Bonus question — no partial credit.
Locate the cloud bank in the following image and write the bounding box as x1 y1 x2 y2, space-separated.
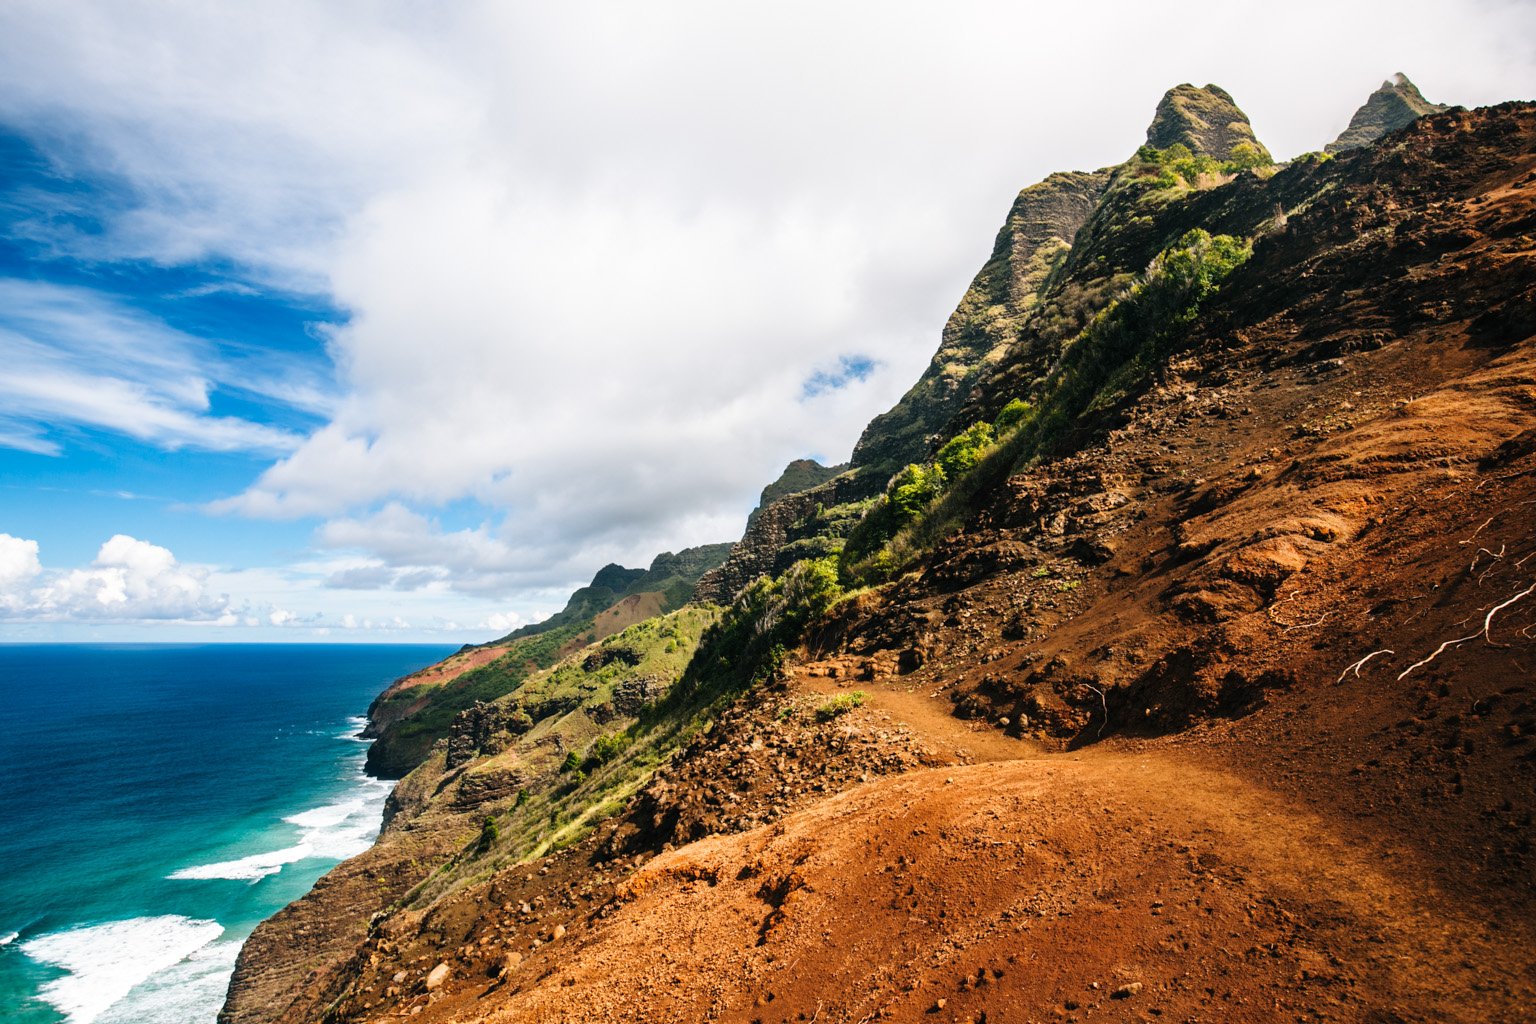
0 533 226 622
2 1 1533 612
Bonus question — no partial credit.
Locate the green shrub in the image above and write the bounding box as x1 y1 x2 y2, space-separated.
936 422 996 479
815 691 867 721
478 815 499 850
994 398 1033 434
1226 141 1268 170
889 462 946 522
587 731 632 766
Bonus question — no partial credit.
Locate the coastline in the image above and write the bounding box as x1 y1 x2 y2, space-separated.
0 644 453 1024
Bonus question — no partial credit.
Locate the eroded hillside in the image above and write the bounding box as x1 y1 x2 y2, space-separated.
222 87 1536 1024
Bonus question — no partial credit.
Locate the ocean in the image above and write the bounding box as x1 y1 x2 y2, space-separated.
0 643 456 1024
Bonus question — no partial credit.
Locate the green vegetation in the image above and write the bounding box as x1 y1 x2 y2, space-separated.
842 228 1252 585
936 422 995 479
397 605 723 904
1123 141 1274 202
994 398 1033 434
478 815 499 851
815 690 867 721
367 545 731 777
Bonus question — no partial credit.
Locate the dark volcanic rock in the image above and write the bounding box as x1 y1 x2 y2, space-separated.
1327 72 1450 153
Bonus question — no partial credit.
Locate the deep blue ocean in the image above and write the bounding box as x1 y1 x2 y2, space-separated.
0 643 456 1024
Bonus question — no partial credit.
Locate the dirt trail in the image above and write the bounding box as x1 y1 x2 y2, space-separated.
786 665 1529 1022
395 670 1530 1024
798 673 1039 763
450 747 1530 1024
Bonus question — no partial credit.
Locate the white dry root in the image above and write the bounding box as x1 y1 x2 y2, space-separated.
1283 611 1333 633
1082 683 1109 738
1336 649 1395 683
1395 580 1536 681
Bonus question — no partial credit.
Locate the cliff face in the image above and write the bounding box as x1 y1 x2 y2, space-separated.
1327 72 1450 152
224 89 1536 1024
848 169 1113 478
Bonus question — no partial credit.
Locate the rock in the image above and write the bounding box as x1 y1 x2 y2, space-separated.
424 963 450 991
1327 73 1449 153
1145 83 1270 161
392 971 408 984
550 924 566 941
501 951 524 975
1111 981 1143 999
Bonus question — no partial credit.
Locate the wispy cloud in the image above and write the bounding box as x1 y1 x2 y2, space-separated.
0 278 322 455
803 355 879 399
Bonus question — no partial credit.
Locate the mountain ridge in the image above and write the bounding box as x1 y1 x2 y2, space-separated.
221 81 1536 1024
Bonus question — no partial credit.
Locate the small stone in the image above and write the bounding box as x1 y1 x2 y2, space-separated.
551 924 566 941
424 963 450 991
392 971 408 985
934 998 947 1010
1111 981 1143 999
501 951 523 975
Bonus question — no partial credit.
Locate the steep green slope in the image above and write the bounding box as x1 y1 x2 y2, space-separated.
705 83 1277 605
364 543 730 777
848 170 1113 480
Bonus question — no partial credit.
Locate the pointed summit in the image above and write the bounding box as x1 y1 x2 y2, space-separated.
1145 83 1271 162
1326 72 1450 153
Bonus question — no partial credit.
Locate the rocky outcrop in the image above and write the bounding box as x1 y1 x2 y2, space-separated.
745 458 845 530
693 473 868 604
1146 82 1271 161
849 170 1112 478
1327 72 1450 153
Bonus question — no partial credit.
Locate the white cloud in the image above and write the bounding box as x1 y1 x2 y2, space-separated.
28 534 228 621
2 1 1534 617
0 279 322 455
0 533 43 610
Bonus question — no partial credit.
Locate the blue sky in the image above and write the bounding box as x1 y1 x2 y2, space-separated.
0 1 1532 642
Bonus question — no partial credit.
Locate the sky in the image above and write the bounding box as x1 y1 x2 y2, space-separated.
0 1 1532 643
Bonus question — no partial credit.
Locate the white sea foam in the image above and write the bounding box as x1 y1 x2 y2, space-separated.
167 843 314 881
0 930 18 946
286 775 392 861
169 720 392 885
22 915 223 1024
337 715 370 741
95 938 242 1024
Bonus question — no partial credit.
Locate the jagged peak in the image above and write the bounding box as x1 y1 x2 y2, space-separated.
1326 72 1450 153
1145 83 1271 162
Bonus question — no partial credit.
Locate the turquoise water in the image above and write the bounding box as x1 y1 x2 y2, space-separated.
0 643 456 1024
